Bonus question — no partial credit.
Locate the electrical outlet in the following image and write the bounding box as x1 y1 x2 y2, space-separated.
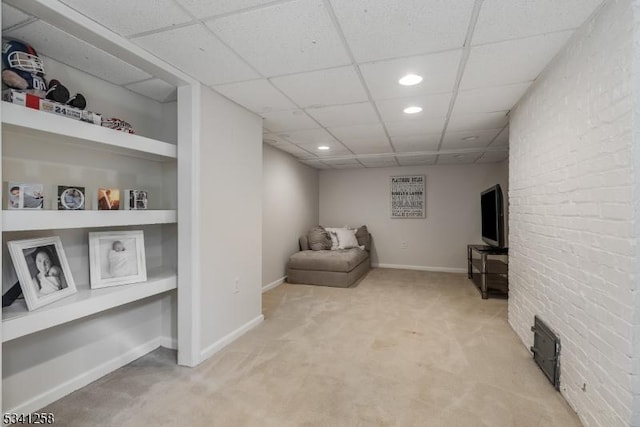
233 277 240 294
400 241 408 249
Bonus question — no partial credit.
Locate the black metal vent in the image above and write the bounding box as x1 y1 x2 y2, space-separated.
531 316 560 389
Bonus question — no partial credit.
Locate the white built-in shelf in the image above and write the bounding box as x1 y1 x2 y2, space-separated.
3 210 177 232
2 102 177 161
2 268 176 343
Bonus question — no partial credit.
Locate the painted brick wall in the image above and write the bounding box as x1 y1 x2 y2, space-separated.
508 0 636 426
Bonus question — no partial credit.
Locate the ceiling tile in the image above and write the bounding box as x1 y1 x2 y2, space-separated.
271 66 368 108
453 82 530 115
279 128 338 145
476 150 509 163
261 109 320 132
60 0 192 37
333 163 365 169
329 123 387 141
359 158 398 167
134 24 258 86
213 79 296 113
391 134 440 153
440 128 502 149
460 31 574 90
293 140 352 157
385 117 446 137
5 20 151 85
376 93 452 123
330 0 475 62
208 0 350 76
447 111 508 132
125 78 177 102
491 127 509 147
473 0 603 45
437 152 482 164
360 50 462 100
299 159 331 169
305 102 379 128
275 142 317 158
176 0 275 18
397 155 437 166
322 158 361 166
342 139 393 155
2 4 31 29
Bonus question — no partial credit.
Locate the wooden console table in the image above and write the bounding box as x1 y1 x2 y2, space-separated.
467 245 508 299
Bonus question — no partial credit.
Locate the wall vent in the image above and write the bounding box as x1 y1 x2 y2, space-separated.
531 316 560 389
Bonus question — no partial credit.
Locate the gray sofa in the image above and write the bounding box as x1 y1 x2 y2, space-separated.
286 230 371 288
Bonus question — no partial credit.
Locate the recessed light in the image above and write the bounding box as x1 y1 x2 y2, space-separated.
318 146 330 150
398 74 423 86
462 136 478 141
403 106 422 114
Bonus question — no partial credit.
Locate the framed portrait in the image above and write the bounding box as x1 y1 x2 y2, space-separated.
124 189 148 210
8 182 44 210
7 236 77 311
97 188 120 210
88 230 147 289
58 185 86 210
390 175 425 218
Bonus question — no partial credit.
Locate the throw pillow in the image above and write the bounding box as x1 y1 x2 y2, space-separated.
307 226 332 251
333 228 359 249
355 225 371 251
324 227 341 250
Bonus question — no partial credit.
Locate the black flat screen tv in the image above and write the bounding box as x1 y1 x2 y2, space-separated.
481 184 505 248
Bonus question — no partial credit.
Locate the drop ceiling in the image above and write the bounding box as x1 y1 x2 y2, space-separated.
2 0 603 169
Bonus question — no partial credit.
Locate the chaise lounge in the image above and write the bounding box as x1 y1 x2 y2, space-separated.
287 226 371 288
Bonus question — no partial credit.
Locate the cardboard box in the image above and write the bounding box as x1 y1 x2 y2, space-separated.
3 89 102 125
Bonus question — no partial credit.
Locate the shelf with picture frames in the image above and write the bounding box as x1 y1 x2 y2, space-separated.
2 210 178 232
1 268 176 343
2 102 177 161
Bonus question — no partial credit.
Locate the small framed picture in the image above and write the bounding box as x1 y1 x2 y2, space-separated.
8 182 44 209
58 185 86 210
88 230 147 289
124 190 148 210
7 236 77 311
97 188 120 210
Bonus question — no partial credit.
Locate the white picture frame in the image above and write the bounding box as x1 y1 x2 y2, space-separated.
7 236 77 311
390 175 426 218
89 230 147 289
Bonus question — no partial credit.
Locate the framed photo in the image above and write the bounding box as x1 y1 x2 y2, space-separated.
97 188 120 210
58 185 86 210
390 175 425 218
7 236 77 311
88 230 147 289
124 189 148 210
8 182 44 209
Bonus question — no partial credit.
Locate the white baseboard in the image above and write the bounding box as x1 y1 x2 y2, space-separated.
372 263 467 274
262 276 286 293
8 336 165 415
159 336 178 350
200 314 264 362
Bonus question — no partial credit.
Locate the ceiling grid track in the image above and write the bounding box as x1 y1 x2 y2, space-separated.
322 0 400 167
434 0 484 164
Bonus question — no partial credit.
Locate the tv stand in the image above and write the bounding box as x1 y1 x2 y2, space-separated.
467 244 508 299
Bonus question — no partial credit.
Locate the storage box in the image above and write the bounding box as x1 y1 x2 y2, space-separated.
3 89 102 125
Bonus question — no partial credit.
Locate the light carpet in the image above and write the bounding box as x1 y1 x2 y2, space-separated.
37 268 581 426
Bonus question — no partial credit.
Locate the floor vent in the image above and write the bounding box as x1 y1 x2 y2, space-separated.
531 316 560 389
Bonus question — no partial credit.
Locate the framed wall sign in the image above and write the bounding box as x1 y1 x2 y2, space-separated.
390 175 425 218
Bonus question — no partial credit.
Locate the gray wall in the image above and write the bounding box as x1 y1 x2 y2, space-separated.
319 162 508 271
198 85 263 358
262 145 319 288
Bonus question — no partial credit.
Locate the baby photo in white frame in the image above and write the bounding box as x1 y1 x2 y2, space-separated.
89 230 147 289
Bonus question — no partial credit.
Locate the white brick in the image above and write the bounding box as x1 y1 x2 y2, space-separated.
508 0 638 426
